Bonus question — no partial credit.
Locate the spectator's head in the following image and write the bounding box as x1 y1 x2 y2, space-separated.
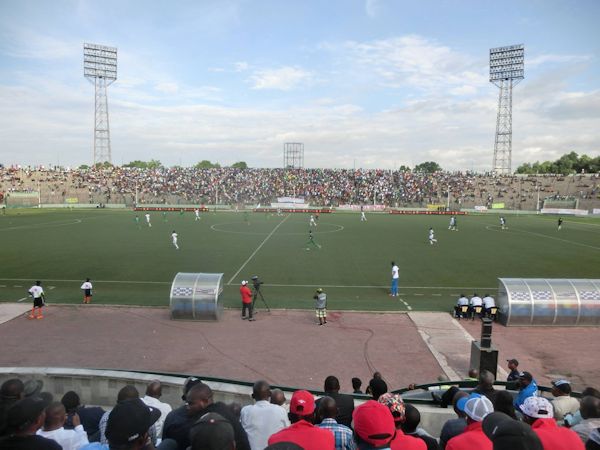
353 400 396 448
581 396 600 420
182 377 204 401
316 396 337 423
145 381 162 399
0 378 25 403
493 390 517 419
519 397 553 425
468 368 479 379
186 383 213 417
324 376 340 393
550 379 571 397
479 370 496 389
378 393 405 427
507 359 519 371
452 391 469 418
458 394 493 424
189 412 235 450
5 397 48 435
373 372 383 380
368 378 388 401
270 389 286 406
23 379 43 398
400 404 421 434
288 390 315 424
482 411 543 450
582 387 600 398
352 377 362 392
252 380 271 402
60 391 81 413
105 398 160 449
43 402 66 431
518 372 533 388
117 385 140 403
264 443 304 450
228 402 242 420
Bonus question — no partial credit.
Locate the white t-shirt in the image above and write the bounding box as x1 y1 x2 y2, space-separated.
470 296 483 307
457 296 469 306
172 232 178 241
81 282 93 290
145 214 151 221
392 265 399 279
29 285 44 298
483 296 496 308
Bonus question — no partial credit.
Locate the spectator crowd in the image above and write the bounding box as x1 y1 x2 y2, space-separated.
1 366 599 450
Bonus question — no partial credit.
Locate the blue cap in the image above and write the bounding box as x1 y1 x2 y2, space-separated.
456 392 482 412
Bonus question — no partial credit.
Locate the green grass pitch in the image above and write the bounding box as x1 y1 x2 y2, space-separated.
1 209 599 312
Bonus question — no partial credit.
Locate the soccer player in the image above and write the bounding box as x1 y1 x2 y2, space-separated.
314 288 327 325
429 227 437 245
162 211 168 222
500 216 506 230
145 213 152 227
134 215 140 228
244 211 250 225
449 215 457 231
171 230 179 249
194 208 201 221
81 278 93 304
309 214 317 227
179 208 184 216
470 292 483 319
306 229 321 249
390 261 399 297
360 205 367 222
558 217 563 231
28 280 45 320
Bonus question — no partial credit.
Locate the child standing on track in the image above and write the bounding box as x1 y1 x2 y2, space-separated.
28 281 45 319
81 278 93 304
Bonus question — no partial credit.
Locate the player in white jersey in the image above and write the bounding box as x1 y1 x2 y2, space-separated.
449 215 457 231
309 214 317 227
171 230 179 249
470 293 483 319
360 205 367 222
28 281 46 319
145 213 152 227
81 278 93 304
428 227 437 245
500 216 506 230
194 209 201 221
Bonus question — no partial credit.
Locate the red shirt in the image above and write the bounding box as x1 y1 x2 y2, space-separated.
240 285 252 304
268 419 335 450
446 420 492 450
531 418 585 450
391 429 427 450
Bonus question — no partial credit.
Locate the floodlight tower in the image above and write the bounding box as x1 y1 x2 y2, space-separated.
84 43 117 165
489 44 524 174
283 143 304 169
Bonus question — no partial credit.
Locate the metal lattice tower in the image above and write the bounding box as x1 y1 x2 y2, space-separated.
283 143 304 169
84 43 117 165
490 44 524 175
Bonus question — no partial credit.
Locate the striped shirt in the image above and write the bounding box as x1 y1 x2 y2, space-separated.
317 418 357 450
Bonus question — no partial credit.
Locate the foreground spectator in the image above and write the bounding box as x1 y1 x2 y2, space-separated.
37 401 89 450
473 370 496 402
551 379 580 421
377 393 425 450
493 390 517 419
141 381 172 442
572 396 600 444
316 396 356 450
270 389 286 408
352 378 363 394
0 379 25 437
268 390 334 450
61 390 105 442
368 378 388 401
519 396 584 450
565 388 600 427
353 400 396 450
588 428 600 450
482 411 543 450
1 396 61 449
439 391 468 449
513 372 538 410
446 394 493 450
317 376 354 427
401 404 439 450
189 412 235 450
240 380 289 450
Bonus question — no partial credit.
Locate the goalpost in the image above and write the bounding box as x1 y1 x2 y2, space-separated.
4 192 40 208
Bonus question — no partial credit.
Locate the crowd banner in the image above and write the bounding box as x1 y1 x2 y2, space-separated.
540 208 589 216
491 203 505 209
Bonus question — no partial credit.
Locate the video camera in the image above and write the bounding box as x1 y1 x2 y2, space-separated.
251 275 263 291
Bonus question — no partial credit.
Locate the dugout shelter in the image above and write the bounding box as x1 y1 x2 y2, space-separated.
170 272 224 321
497 278 600 326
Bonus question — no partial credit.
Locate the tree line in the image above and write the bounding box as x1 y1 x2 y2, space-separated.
516 152 599 174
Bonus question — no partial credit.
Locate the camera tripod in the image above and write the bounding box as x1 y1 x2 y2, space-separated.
252 288 271 313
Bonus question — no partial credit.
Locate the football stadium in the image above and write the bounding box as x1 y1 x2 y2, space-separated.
1 2 600 450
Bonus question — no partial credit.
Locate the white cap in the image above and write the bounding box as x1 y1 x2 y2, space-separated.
241 280 247 285
520 396 553 419
464 396 494 422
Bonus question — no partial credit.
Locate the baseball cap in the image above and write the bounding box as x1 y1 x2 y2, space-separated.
519 396 553 419
518 371 533 381
461 395 493 422
482 411 543 450
316 288 323 293
182 376 204 400
23 379 44 397
507 358 519 365
456 393 481 412
378 392 406 423
105 398 161 445
6 396 49 431
251 275 258 280
353 400 396 447
289 390 315 416
241 280 248 285
551 379 571 394
551 379 570 387
190 412 235 450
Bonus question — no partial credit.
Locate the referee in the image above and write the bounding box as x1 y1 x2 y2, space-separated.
28 280 45 320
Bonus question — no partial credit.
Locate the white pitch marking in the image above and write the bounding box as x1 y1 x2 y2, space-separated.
0 218 82 232
398 298 413 311
432 293 442 296
414 293 424 296
13 285 22 288
0 285 5 288
227 214 290 285
48 286 56 290
485 224 600 250
17 297 28 302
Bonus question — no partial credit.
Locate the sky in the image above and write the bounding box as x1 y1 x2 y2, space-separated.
0 0 599 171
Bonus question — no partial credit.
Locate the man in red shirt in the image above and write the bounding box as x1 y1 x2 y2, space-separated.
267 390 334 450
240 280 254 321
353 400 397 449
446 394 493 450
520 396 584 450
377 393 426 450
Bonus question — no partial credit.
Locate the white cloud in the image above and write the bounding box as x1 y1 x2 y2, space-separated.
154 82 179 94
234 61 249 72
365 0 381 18
528 53 592 67
250 66 313 91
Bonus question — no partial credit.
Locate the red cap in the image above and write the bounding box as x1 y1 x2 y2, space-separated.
353 400 396 446
289 390 315 416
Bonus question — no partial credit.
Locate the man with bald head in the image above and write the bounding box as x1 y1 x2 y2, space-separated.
572 396 600 444
241 380 289 450
316 396 356 450
142 380 172 441
37 401 89 450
